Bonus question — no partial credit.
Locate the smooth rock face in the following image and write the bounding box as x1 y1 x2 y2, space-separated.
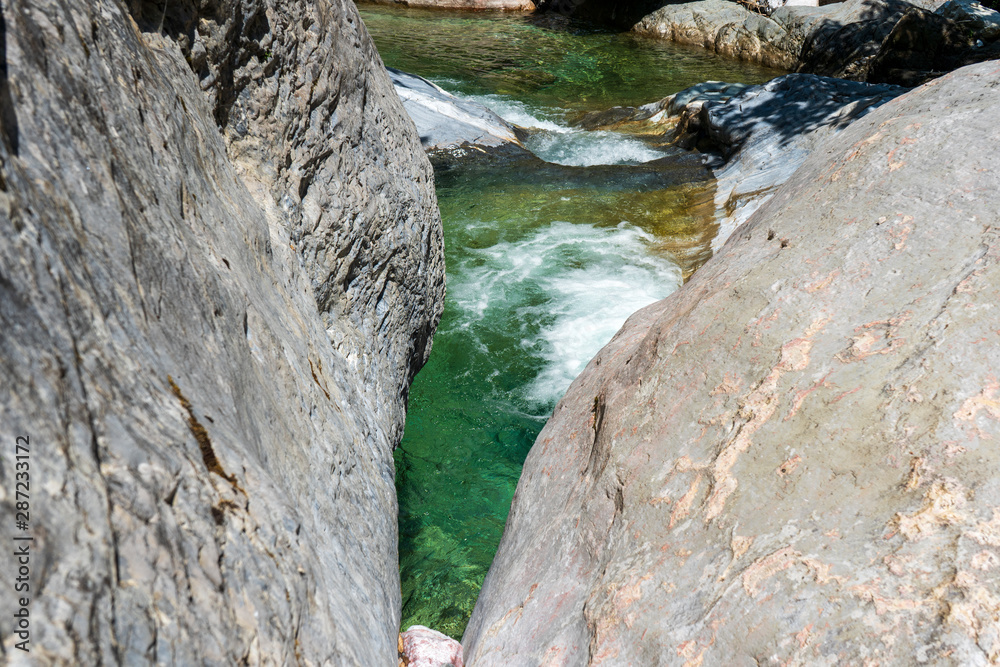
0 0 442 663
389 68 523 152
465 61 1000 666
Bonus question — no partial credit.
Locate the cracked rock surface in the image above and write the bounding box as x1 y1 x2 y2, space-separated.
464 61 1000 666
0 0 443 663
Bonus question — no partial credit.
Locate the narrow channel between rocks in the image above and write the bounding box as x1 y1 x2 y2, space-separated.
358 5 782 638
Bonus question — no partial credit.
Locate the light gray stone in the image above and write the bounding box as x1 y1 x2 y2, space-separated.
465 60 1000 667
389 68 523 152
0 0 443 663
688 74 903 248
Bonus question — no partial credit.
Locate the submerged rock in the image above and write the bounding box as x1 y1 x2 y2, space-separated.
0 0 443 663
399 625 465 666
465 60 1000 666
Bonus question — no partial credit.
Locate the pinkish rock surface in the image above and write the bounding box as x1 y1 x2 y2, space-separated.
464 60 1000 665
401 625 465 667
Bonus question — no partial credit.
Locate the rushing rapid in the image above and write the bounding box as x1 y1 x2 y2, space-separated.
359 4 781 639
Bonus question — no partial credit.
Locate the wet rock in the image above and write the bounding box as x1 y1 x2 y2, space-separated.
389 68 525 153
575 82 753 137
0 0 443 663
465 60 1000 666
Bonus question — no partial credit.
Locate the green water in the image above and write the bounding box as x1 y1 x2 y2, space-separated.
358 5 783 640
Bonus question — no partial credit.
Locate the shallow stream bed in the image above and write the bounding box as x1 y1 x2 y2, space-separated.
359 4 782 639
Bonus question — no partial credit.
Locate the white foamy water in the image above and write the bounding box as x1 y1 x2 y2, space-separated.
450 221 682 407
464 93 667 167
524 130 666 167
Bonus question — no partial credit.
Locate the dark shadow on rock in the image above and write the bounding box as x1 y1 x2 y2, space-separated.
0 7 18 155
795 0 1000 83
125 0 272 128
690 75 903 158
538 0 702 28
867 7 1000 84
794 0 914 78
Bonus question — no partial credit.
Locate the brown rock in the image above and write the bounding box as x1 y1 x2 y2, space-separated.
465 61 1000 666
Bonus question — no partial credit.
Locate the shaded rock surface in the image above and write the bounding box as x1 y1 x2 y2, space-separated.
0 0 443 663
465 60 1000 666
865 6 1000 85
629 0 931 75
388 68 524 153
939 0 1000 38
613 0 1000 86
680 74 903 247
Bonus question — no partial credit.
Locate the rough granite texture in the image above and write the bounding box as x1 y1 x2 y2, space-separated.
465 61 1000 666
0 0 443 663
399 625 465 667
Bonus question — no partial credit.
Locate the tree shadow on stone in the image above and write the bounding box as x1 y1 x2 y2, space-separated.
690 73 903 158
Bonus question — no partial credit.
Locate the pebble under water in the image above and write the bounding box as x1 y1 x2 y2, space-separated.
358 5 782 640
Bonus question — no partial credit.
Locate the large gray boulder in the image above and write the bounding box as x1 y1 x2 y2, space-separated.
465 60 1000 666
0 0 443 663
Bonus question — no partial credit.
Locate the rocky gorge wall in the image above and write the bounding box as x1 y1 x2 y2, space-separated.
0 0 443 663
465 60 1000 665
